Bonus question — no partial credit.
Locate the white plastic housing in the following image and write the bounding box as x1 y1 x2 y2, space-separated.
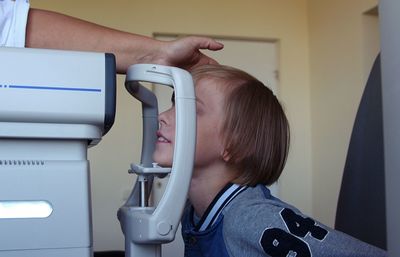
119 64 196 257
0 47 116 257
0 47 116 145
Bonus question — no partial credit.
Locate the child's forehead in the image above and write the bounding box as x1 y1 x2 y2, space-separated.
194 78 229 102
194 77 230 96
195 76 230 90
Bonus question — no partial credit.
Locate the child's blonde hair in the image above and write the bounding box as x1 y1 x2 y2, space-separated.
191 64 290 186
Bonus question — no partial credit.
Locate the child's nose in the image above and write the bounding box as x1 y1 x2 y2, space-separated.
158 111 167 126
158 107 175 126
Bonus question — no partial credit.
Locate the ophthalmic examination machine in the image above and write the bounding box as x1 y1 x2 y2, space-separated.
0 47 116 257
0 47 195 257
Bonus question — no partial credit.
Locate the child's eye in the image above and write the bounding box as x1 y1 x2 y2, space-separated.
171 91 175 105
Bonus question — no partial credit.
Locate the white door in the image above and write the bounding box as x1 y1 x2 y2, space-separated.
153 34 279 257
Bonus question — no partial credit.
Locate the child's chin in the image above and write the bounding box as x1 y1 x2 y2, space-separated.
153 157 172 167
153 151 173 166
157 163 172 168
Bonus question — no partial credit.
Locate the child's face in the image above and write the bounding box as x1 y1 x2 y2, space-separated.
153 78 227 173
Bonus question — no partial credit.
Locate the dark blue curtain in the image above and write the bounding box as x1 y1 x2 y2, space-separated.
335 55 386 250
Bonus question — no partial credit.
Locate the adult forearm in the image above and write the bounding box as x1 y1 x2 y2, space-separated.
26 8 223 73
26 8 162 73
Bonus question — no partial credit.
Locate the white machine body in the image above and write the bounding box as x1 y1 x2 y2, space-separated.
0 47 116 257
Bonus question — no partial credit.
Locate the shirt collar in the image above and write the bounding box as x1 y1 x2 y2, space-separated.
192 183 247 232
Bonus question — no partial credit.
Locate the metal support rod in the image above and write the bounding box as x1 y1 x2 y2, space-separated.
139 177 149 207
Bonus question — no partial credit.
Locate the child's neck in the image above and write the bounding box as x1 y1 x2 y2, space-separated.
189 164 236 218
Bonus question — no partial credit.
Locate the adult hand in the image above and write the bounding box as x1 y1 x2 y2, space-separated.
160 36 224 70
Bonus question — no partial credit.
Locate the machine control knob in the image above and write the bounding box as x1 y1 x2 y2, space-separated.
157 221 172 236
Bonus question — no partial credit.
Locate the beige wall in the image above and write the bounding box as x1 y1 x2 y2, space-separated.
29 0 379 251
308 0 379 225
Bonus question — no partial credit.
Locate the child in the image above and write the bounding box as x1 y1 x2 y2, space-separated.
152 64 387 257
